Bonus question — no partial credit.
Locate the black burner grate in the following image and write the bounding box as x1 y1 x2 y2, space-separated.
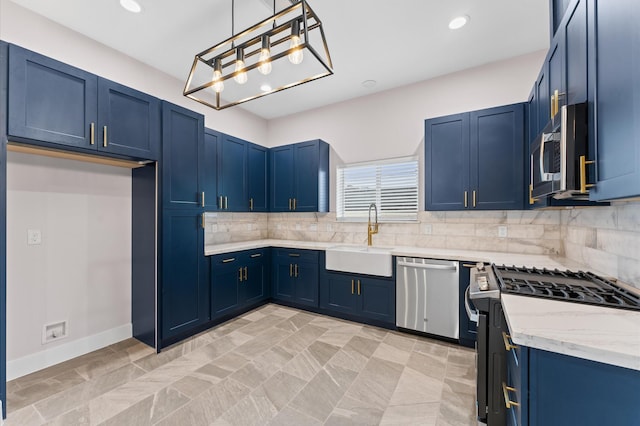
494 265 640 311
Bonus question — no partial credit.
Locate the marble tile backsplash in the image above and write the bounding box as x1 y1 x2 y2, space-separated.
561 201 640 288
204 212 269 245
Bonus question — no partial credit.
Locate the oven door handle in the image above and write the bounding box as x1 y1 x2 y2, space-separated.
464 285 479 324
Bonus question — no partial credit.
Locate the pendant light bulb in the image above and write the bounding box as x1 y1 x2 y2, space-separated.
288 21 304 65
234 48 248 84
212 58 224 93
258 35 272 75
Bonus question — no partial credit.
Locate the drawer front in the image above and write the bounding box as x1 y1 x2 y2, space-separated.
273 248 319 264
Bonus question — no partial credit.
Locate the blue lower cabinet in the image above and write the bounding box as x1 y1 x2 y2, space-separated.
160 210 209 344
504 336 640 426
320 270 395 327
211 249 269 319
271 248 319 308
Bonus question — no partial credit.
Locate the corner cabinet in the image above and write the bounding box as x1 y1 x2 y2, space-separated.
587 0 640 201
271 248 320 307
0 41 7 421
8 44 160 160
425 104 524 211
270 139 329 212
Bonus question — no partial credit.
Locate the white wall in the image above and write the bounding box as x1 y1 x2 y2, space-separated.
267 50 546 211
0 0 268 144
6 152 132 378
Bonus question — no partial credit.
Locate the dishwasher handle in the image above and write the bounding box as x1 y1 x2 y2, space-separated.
397 261 458 271
464 285 479 324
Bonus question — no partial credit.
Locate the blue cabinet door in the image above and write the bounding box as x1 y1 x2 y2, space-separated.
320 273 359 315
458 263 477 347
244 250 269 304
161 210 208 341
564 0 588 105
357 276 395 324
8 44 97 149
294 260 319 307
270 145 294 211
97 78 160 160
247 142 269 212
588 0 640 200
203 129 220 211
293 140 329 212
425 113 470 210
547 36 564 123
161 101 204 209
536 67 550 134
210 255 241 318
470 104 524 210
528 349 640 426
272 261 295 302
218 135 247 211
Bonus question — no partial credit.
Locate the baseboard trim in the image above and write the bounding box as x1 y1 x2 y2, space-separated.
7 323 132 381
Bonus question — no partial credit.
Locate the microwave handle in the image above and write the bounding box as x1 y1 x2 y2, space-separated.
539 134 547 178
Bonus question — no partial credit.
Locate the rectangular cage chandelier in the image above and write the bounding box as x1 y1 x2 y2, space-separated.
184 0 333 110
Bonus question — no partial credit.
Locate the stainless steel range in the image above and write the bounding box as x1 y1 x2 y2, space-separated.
494 265 640 311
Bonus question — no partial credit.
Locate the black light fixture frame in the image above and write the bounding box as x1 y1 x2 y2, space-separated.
184 0 333 110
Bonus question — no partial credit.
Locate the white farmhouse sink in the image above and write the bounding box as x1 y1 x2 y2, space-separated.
325 245 394 277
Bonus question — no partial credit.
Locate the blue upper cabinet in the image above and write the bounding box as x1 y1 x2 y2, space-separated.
8 44 97 149
247 142 269 212
8 44 160 160
470 104 524 210
203 128 220 211
425 113 470 211
587 0 640 201
161 101 204 209
425 104 524 211
217 135 247 211
97 78 160 160
270 139 329 212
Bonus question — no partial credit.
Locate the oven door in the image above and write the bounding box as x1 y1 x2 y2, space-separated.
531 125 562 199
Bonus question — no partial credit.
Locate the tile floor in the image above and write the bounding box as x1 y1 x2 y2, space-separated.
5 304 477 425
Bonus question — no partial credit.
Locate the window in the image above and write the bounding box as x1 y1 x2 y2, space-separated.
337 157 419 222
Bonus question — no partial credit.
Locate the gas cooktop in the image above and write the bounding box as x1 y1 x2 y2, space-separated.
494 265 640 311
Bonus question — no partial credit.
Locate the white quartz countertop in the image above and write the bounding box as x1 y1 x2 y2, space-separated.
205 239 640 370
501 293 640 371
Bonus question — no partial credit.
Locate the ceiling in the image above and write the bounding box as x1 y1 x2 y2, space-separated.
10 0 549 119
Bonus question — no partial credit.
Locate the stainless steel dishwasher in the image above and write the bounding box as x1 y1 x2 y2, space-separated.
396 257 459 339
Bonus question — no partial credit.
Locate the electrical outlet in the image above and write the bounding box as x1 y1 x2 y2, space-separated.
27 229 42 245
498 226 508 238
423 224 433 235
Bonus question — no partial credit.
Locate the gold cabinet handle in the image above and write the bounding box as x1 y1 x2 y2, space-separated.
224 196 228 210
201 212 205 229
464 191 468 208
201 192 205 208
550 93 555 119
472 190 477 208
249 198 254 211
238 267 244 282
502 331 518 351
293 198 297 211
579 155 596 194
103 126 108 147
222 257 236 263
351 279 355 294
288 198 292 211
218 196 223 209
502 382 520 409
90 122 95 145
295 264 299 278
288 253 300 257
357 280 361 295
250 253 262 258
290 263 293 277
243 266 248 281
554 89 560 118
529 184 539 205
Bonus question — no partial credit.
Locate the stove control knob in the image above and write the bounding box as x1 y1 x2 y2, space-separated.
477 276 489 291
476 262 485 271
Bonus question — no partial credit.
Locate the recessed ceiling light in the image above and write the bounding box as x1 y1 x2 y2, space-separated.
260 84 272 92
362 80 377 89
120 0 142 13
448 15 469 30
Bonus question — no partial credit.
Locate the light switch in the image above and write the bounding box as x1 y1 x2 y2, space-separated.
27 229 42 245
498 226 508 238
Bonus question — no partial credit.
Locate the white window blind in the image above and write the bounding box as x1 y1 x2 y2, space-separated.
337 157 419 221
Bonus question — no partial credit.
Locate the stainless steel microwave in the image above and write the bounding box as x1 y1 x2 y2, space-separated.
530 103 590 200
